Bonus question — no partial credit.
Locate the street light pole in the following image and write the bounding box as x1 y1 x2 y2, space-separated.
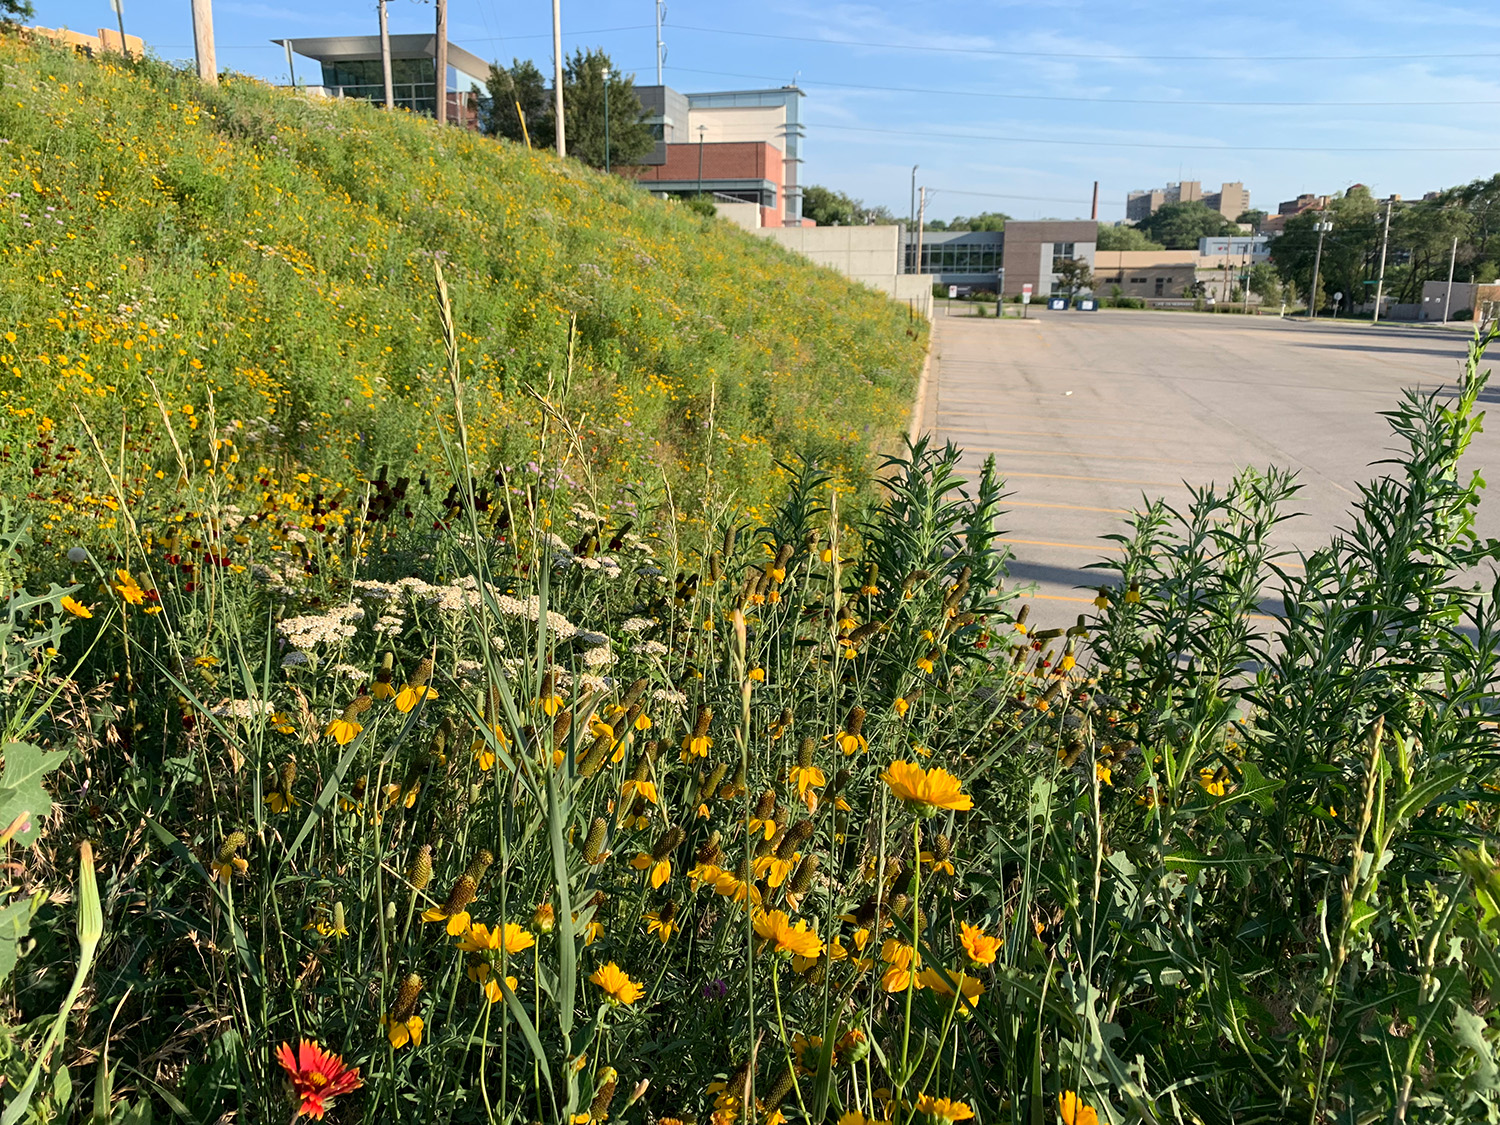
552 0 566 157
908 164 918 273
602 66 611 173
1309 217 1332 319
377 0 393 109
915 186 927 287
1441 235 1458 323
1372 196 1392 324
434 0 447 125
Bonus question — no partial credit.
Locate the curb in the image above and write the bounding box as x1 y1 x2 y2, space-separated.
908 341 934 443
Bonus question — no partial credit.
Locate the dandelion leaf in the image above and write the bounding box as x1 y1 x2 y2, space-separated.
0 741 67 847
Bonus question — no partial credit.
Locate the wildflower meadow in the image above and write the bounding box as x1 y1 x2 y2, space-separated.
4 34 1500 1125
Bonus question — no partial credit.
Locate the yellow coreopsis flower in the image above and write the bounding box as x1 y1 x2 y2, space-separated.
60 595 92 618
917 967 984 1012
881 761 973 817
112 569 145 606
959 922 1001 966
590 962 645 1006
915 1096 975 1123
1058 1091 1099 1125
753 909 824 959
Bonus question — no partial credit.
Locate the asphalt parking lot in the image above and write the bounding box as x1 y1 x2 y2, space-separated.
922 309 1492 624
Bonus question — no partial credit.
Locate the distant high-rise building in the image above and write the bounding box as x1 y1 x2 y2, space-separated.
1126 180 1248 223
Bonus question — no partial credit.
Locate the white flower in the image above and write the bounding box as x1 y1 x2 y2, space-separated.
575 630 611 646
281 651 311 668
621 617 655 635
651 687 688 706
582 646 617 667
634 640 669 658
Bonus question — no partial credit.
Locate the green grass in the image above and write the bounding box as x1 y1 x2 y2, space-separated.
0 38 925 548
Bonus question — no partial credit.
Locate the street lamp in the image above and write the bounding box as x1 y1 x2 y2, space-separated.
1309 217 1333 319
696 124 707 199
601 65 611 173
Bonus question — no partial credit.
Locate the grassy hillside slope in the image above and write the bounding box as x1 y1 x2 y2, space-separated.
0 39 924 538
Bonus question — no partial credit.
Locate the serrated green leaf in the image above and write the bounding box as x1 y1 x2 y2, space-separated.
0 897 37 987
0 741 68 847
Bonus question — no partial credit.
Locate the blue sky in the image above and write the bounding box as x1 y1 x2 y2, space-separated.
37 0 1500 222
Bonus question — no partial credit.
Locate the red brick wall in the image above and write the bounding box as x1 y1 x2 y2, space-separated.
628 142 784 222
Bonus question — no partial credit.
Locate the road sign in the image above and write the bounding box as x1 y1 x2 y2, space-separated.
948 285 958 299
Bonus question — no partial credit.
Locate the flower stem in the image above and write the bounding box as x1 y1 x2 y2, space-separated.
896 819 921 1116
770 960 810 1119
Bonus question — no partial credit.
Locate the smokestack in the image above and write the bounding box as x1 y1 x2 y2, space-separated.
1091 180 1099 221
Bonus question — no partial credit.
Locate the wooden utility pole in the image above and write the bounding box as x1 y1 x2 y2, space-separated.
1372 196 1393 324
378 0 394 109
1442 235 1458 322
552 0 566 156
191 0 217 86
434 0 448 125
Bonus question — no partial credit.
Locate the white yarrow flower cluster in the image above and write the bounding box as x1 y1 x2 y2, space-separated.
278 604 363 649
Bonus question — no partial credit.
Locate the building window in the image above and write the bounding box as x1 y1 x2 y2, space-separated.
1052 242 1075 268
1130 277 1147 284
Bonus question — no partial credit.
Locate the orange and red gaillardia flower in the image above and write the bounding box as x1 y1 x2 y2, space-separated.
275 1039 363 1119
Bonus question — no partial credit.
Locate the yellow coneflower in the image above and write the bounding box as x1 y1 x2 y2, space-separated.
859 562 880 597
916 649 938 675
406 844 433 891
879 939 922 992
421 850 492 936
371 653 397 700
381 972 424 1049
835 707 867 756
325 696 372 746
394 657 438 713
534 672 564 716
644 900 679 943
768 706 793 741
681 705 713 759
768 542 793 584
209 831 248 883
582 817 610 864
265 760 298 813
1198 765 1230 797
630 825 685 889
1125 582 1141 605
788 737 826 800
748 789 780 840
920 832 955 876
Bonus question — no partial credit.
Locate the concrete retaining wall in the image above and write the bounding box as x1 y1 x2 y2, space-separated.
754 225 933 317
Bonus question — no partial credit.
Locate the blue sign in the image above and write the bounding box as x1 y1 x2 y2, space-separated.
1077 298 1098 311
1047 297 1068 310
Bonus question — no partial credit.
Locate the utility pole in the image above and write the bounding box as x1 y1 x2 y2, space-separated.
1090 180 1099 221
109 0 129 59
915 186 927 287
190 0 217 86
909 164 918 273
1309 216 1332 319
1372 196 1392 324
1442 235 1458 322
434 0 448 125
552 0 566 157
602 65 611 174
378 0 394 109
655 0 666 86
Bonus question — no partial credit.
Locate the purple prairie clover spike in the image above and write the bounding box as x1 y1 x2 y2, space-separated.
702 978 729 1002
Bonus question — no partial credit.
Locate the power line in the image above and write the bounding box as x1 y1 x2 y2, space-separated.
159 24 656 50
671 22 1500 62
815 121 1500 154
662 64 1500 109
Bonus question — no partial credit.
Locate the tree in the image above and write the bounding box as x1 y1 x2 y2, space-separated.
945 212 1009 232
1054 257 1093 298
482 50 653 170
925 219 948 232
1097 224 1163 251
0 0 33 28
1247 262 1281 304
483 58 552 147
1268 186 1380 314
1135 201 1235 249
803 185 858 226
1237 209 1268 230
562 49 655 170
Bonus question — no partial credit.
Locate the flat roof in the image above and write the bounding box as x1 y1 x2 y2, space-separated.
273 35 490 83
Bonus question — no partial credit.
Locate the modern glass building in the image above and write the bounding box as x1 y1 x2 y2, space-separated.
273 35 491 122
903 230 1005 286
